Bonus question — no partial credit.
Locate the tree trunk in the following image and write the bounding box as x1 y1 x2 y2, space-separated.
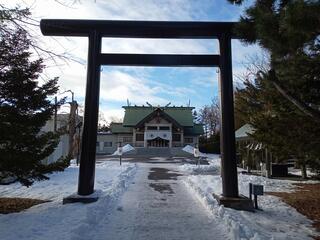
265 148 271 178
301 162 307 179
247 150 252 173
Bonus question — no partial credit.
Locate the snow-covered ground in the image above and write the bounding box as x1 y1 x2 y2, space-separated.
1 154 319 240
289 167 319 177
0 161 137 240
182 154 319 240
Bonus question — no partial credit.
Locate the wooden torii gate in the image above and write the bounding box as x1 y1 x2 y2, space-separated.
40 20 253 210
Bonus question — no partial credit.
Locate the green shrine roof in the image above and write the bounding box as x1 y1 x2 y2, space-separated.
110 122 133 134
122 106 195 127
184 124 204 135
110 105 204 136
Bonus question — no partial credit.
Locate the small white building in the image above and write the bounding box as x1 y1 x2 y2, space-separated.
42 114 82 164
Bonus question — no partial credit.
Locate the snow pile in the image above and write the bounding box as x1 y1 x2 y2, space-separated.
289 168 319 177
182 145 206 157
0 161 136 202
182 145 194 155
112 144 135 155
70 159 77 165
70 164 136 240
183 158 318 240
180 163 220 174
185 175 317 240
0 162 137 240
180 154 221 174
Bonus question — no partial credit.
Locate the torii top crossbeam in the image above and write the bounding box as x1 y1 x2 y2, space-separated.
40 20 237 38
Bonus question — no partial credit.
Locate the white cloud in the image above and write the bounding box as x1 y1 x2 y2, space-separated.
100 70 168 105
102 38 216 54
90 0 200 21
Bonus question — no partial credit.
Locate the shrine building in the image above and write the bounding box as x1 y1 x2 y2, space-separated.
96 104 204 155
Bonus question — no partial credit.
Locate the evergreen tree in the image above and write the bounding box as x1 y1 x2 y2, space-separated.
234 90 248 130
235 76 320 178
0 25 64 186
230 0 320 177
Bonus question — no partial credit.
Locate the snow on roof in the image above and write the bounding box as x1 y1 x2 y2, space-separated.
235 124 255 139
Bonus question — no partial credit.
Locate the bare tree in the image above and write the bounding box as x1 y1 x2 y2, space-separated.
0 3 87 68
199 97 220 138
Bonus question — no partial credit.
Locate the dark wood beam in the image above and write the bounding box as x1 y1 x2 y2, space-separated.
99 54 220 67
40 20 238 39
219 33 239 198
77 31 101 195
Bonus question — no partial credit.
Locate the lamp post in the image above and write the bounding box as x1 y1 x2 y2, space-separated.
194 143 200 166
117 142 123 166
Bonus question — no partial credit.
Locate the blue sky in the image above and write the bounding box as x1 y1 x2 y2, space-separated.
2 0 260 123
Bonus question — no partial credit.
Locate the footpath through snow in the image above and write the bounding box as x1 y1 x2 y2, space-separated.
97 163 229 240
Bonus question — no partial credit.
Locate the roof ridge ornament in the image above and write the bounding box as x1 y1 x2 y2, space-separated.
146 102 153 108
164 102 171 108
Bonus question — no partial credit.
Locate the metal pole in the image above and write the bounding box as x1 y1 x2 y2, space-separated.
219 33 239 198
254 195 258 209
118 142 122 166
249 183 252 200
77 31 101 195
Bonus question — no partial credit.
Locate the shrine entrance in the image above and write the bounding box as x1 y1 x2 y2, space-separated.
40 20 253 210
147 137 169 148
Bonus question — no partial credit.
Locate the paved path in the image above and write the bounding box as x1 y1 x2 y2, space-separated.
102 163 228 240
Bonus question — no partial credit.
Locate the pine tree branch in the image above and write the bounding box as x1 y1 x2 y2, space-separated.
268 70 320 120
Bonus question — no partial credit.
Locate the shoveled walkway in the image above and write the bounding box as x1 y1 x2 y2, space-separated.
102 162 228 240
